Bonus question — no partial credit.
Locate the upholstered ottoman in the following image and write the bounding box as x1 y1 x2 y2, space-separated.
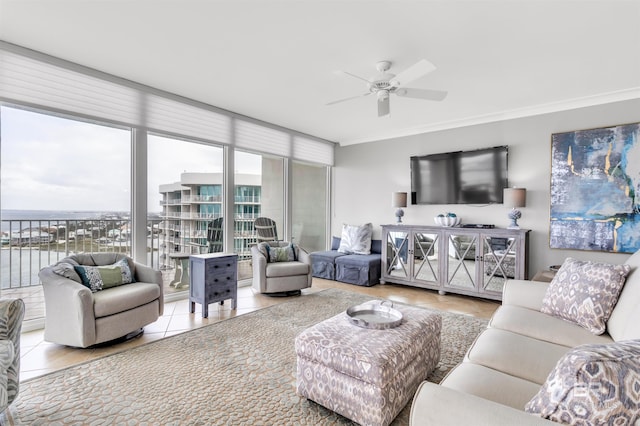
295 302 441 426
310 249 345 280
335 253 382 287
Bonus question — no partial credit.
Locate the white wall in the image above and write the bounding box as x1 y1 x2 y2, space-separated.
332 99 640 278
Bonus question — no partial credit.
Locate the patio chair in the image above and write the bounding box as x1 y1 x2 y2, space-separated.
169 217 224 288
206 217 224 253
254 217 278 243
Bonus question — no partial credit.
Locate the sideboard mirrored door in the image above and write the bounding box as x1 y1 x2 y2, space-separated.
412 231 439 283
481 236 518 296
445 233 478 291
385 230 410 280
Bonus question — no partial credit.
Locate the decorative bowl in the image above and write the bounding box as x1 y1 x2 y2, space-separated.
434 216 461 227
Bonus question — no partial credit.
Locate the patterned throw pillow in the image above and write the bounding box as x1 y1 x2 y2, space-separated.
267 244 297 263
525 340 640 425
337 223 373 255
540 258 631 334
115 258 135 284
73 258 135 292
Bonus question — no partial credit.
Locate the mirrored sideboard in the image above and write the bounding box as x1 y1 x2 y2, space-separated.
381 224 530 301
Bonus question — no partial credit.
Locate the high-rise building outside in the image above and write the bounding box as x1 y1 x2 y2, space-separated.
158 173 261 269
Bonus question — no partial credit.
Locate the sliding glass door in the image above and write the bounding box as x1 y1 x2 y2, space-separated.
147 134 224 294
291 161 328 253
234 150 284 281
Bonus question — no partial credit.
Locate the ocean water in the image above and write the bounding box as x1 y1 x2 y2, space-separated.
1 209 130 233
1 210 161 289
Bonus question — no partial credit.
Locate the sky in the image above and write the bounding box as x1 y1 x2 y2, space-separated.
0 106 261 213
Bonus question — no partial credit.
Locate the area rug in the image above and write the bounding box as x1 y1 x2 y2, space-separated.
1 288 488 425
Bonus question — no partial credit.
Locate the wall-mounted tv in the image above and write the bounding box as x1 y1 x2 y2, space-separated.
410 146 508 205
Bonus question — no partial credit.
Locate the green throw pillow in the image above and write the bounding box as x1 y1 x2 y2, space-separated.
99 264 125 289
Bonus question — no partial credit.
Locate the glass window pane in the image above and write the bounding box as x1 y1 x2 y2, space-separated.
148 134 223 294
235 151 284 281
0 106 131 322
291 161 327 252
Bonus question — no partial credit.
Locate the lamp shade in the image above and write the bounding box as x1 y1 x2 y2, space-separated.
392 192 408 208
503 188 526 208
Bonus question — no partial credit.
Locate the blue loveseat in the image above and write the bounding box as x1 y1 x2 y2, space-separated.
310 237 382 287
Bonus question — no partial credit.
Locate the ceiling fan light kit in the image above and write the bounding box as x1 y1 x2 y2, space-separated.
328 59 448 117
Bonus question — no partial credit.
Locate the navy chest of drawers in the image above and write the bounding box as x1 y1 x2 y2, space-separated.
189 253 238 318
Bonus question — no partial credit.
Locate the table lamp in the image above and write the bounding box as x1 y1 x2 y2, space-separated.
503 187 526 229
392 192 407 223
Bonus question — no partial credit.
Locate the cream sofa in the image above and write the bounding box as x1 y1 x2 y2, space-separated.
39 253 163 348
410 250 640 425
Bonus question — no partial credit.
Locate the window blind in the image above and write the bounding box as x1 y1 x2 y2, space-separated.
293 135 334 166
235 119 291 158
0 49 141 125
145 94 230 144
0 42 333 165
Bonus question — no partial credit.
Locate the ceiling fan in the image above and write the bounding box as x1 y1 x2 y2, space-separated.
327 59 447 117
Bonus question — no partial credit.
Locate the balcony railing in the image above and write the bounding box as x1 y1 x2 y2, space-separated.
1 216 260 324
1 218 163 290
1 215 267 286
160 199 183 205
234 195 261 204
189 195 223 203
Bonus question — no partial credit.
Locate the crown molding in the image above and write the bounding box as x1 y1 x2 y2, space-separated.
339 88 640 146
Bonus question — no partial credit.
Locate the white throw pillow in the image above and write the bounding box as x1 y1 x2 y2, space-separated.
337 223 373 255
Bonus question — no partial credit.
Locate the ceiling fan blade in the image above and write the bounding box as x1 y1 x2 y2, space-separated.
338 70 373 84
378 96 390 117
390 59 437 88
326 92 371 106
395 88 448 101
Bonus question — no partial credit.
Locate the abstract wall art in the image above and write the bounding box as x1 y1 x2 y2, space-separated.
550 122 640 253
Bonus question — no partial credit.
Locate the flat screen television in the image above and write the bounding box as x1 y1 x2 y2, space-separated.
410 146 508 205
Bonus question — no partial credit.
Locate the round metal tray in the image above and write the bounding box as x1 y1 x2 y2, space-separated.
346 300 403 330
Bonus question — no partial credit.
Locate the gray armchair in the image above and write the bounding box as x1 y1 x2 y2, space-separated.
251 241 312 295
0 298 24 414
39 253 163 348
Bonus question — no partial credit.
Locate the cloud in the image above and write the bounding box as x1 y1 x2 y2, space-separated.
1 107 263 213
1 108 131 210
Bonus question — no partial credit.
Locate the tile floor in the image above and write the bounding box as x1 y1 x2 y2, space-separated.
19 278 500 381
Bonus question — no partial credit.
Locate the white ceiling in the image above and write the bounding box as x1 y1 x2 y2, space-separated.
1 0 639 146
